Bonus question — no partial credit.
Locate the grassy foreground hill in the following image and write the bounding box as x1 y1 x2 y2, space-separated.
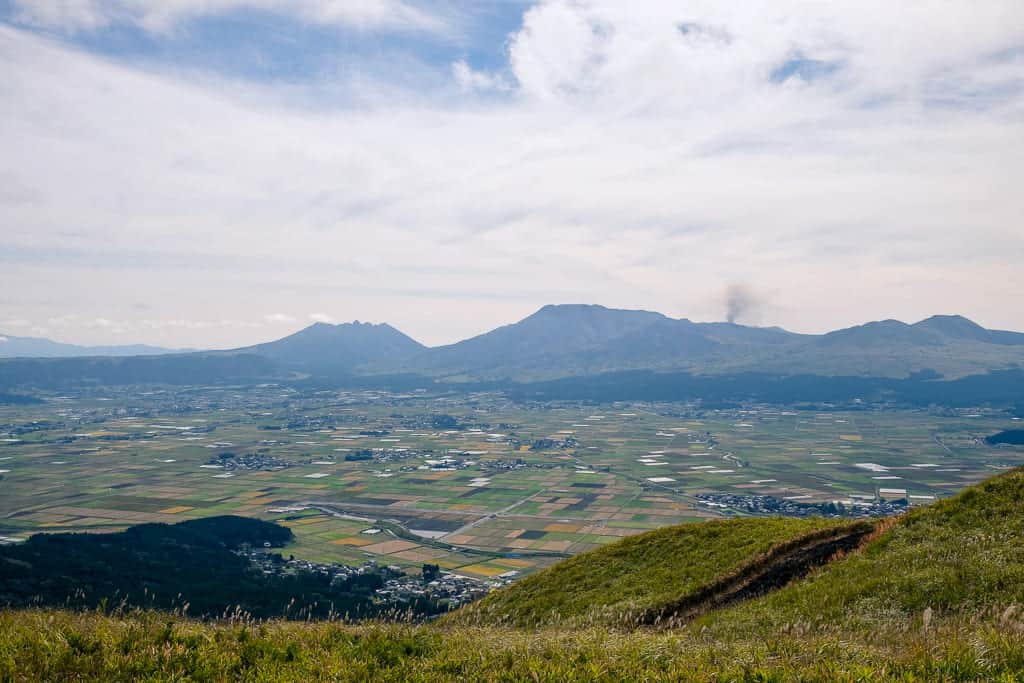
4 469 1024 681
447 516 869 628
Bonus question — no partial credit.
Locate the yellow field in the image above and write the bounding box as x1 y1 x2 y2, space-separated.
458 563 507 577
491 558 532 569
331 536 373 547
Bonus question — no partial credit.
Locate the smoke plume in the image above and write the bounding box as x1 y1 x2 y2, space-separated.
725 284 760 324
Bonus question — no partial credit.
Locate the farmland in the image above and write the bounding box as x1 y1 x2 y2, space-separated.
1 384 1021 582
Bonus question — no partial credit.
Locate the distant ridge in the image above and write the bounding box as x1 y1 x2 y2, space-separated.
396 305 1024 381
913 314 1024 345
234 320 425 373
403 304 671 376
2 306 1023 387
0 333 185 359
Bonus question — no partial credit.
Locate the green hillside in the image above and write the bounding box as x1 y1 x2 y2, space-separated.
4 468 1024 681
448 516 861 627
457 466 1024 633
701 465 1024 634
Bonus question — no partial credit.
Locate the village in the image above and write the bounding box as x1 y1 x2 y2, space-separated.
696 492 909 518
242 548 496 615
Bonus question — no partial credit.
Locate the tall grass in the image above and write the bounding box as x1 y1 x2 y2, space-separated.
2 607 1024 681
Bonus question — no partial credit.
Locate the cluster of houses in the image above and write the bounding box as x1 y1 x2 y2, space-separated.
479 458 560 472
207 450 292 471
374 569 494 612
696 492 909 518
241 549 493 614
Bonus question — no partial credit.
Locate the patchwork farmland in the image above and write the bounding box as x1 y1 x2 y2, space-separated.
1 385 1021 581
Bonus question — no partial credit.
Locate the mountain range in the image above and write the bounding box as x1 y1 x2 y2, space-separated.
0 333 184 359
221 304 1024 380
2 305 1024 390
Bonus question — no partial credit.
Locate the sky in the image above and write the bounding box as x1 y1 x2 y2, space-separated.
1 0 1023 349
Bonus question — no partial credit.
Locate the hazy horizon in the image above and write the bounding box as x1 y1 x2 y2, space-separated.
2 2 1022 348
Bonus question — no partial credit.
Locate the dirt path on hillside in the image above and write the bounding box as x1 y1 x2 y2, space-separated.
637 521 878 628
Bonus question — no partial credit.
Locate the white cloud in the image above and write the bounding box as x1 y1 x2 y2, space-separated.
452 60 511 93
309 313 334 324
10 0 446 34
264 313 297 323
506 1 1024 107
0 336 8 343
1 2 1023 348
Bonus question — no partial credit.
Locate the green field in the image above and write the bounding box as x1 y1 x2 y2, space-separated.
1 385 1022 582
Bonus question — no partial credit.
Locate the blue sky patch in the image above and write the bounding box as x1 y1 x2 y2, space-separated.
770 52 841 83
0 0 528 84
